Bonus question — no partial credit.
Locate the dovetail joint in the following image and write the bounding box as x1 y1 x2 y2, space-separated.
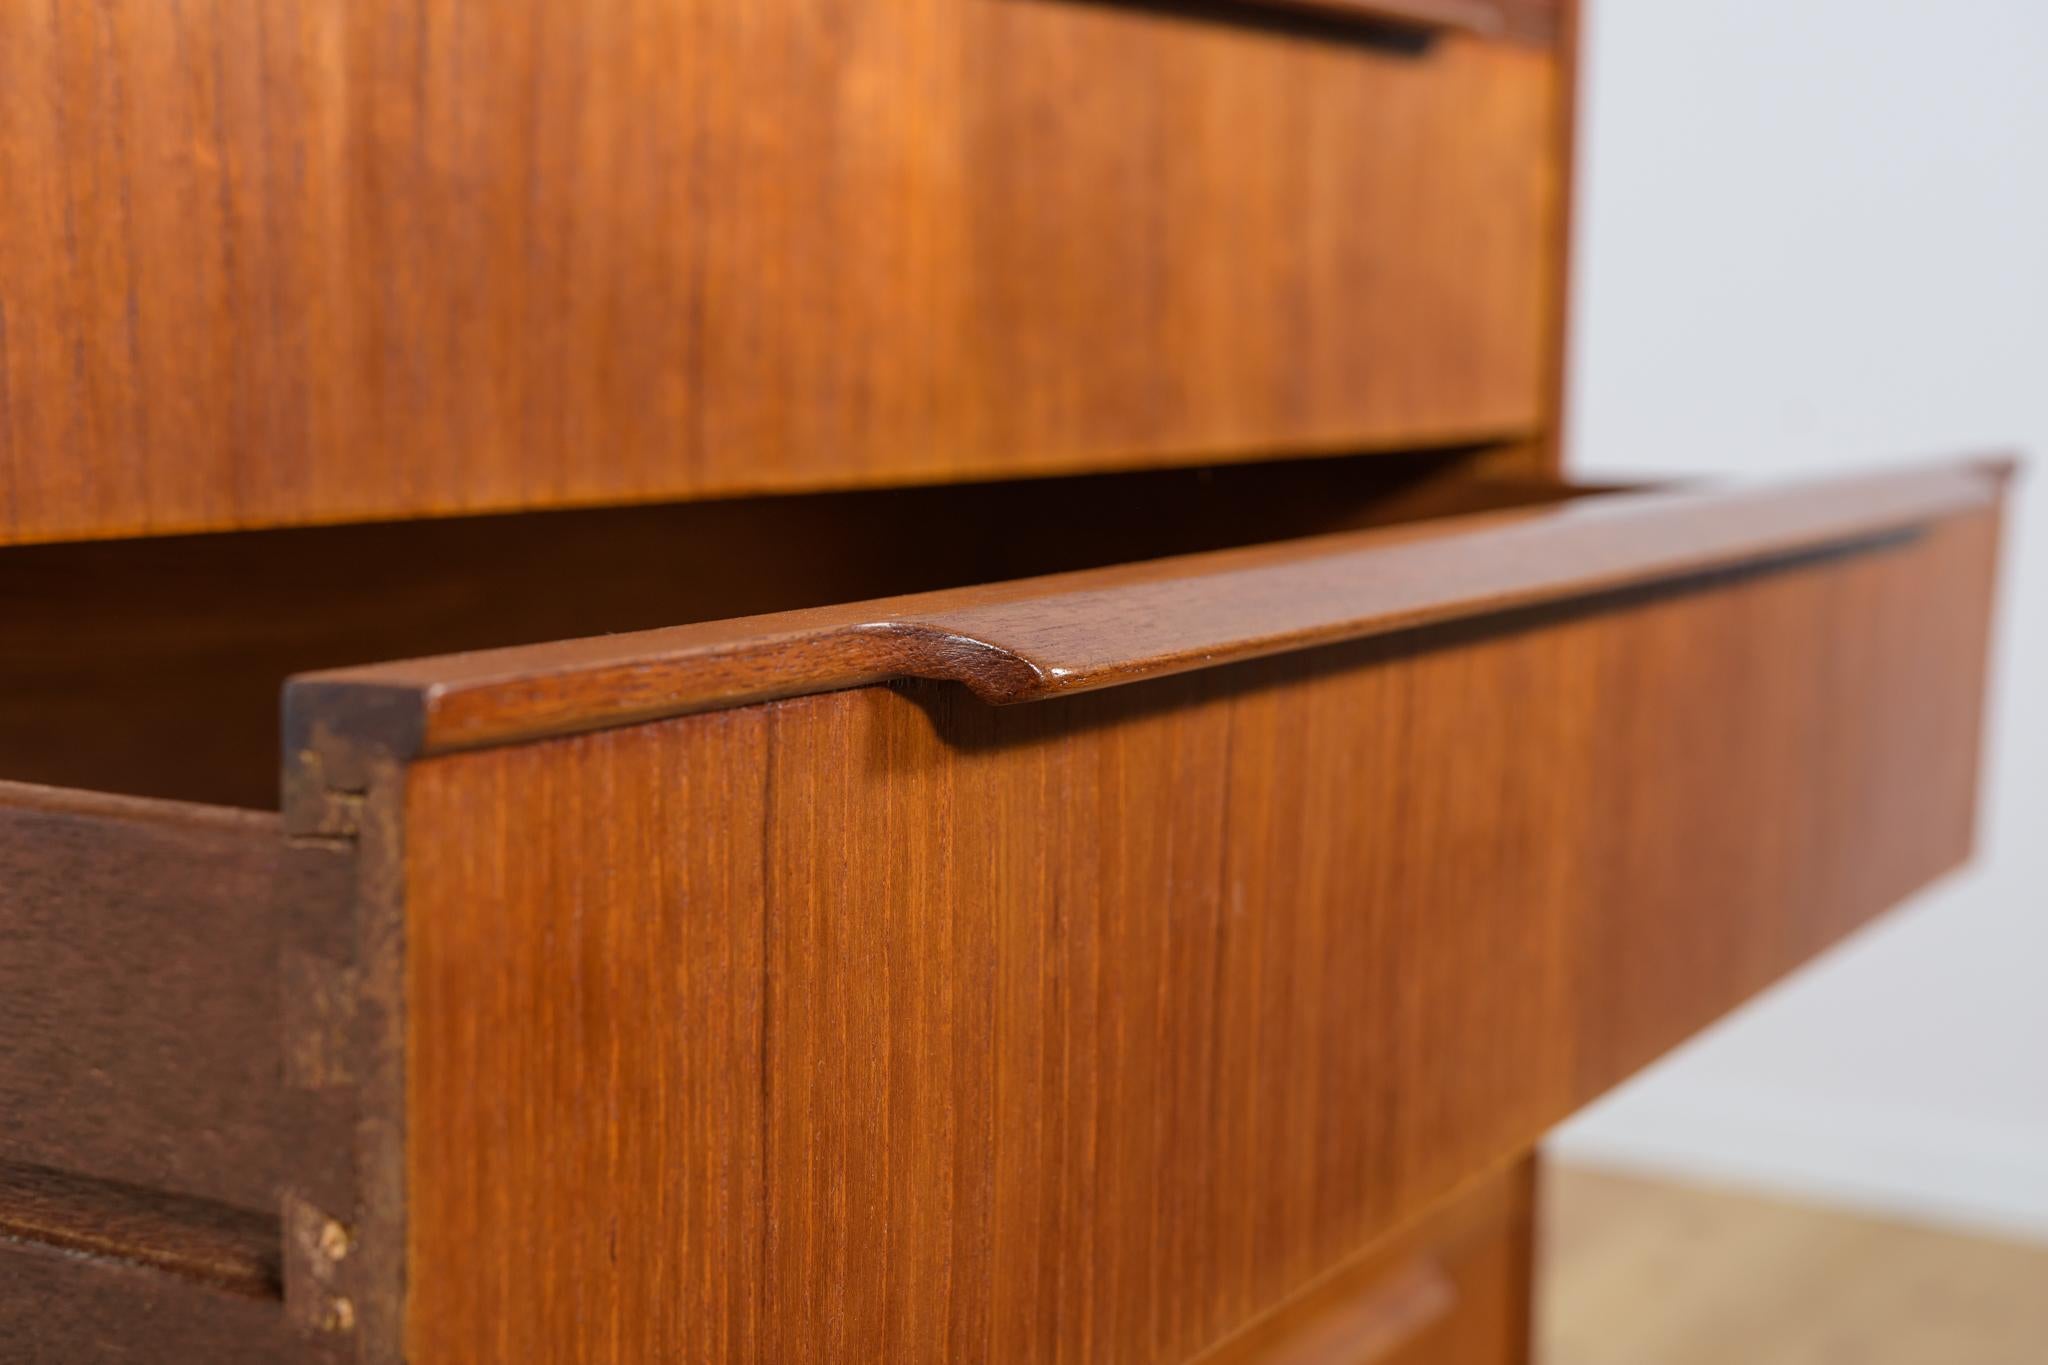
285 746 369 841
284 1195 362 1336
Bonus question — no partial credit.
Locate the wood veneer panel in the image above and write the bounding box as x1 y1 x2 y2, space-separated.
408 716 773 1364
1194 1160 1534 1365
0 782 297 1212
0 0 1558 546
396 503 2001 1364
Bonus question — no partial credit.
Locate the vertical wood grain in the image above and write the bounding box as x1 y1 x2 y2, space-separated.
402 510 1999 1364
1193 1160 1535 1365
0 1 1559 544
404 711 769 1363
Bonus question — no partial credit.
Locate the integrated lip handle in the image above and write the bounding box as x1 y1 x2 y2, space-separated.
285 456 2014 763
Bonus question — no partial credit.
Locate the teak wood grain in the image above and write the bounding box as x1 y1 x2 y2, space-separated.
0 0 2011 1357
1192 1160 1534 1365
0 0 1559 546
367 485 2001 1363
292 460 2007 758
0 459 2009 1363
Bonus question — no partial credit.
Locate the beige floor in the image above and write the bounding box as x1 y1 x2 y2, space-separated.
1540 1164 2048 1365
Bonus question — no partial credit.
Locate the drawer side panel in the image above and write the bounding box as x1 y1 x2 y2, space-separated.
0 1236 324 1364
0 785 291 1213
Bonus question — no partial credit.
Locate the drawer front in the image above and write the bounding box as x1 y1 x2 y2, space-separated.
1194 1160 1535 1365
281 459 2006 1363
0 0 1559 546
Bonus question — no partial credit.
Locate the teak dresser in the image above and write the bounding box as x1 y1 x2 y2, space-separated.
0 2 2013 1362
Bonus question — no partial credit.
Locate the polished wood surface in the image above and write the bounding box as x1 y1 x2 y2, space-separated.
0 0 1559 547
294 460 2007 758
1543 1166 2048 1365
384 498 2000 1363
0 0 2016 1357
1196 1161 1533 1364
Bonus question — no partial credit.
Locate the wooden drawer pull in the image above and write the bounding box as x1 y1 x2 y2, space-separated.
291 458 2009 759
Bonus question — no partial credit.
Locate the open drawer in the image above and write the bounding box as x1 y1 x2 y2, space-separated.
0 454 2010 1363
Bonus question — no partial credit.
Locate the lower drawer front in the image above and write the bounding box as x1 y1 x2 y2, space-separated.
1197 1162 1535 1365
365 470 2001 1363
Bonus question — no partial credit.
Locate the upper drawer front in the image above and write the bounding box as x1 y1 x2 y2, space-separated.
0 0 1560 546
286 459 2005 1364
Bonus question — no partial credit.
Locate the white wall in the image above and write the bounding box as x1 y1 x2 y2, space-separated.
1550 0 2048 1241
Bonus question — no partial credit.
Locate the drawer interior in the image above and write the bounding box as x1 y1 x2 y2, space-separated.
0 447 1601 810
0 452 2004 1363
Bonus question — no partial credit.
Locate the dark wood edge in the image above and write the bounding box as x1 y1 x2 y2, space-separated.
1537 0 1581 474
271 671 405 1360
277 758 406 1365
1510 1155 1539 1364
0 776 276 831
284 458 2016 763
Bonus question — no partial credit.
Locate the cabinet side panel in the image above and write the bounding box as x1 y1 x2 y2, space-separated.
402 513 1997 1364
